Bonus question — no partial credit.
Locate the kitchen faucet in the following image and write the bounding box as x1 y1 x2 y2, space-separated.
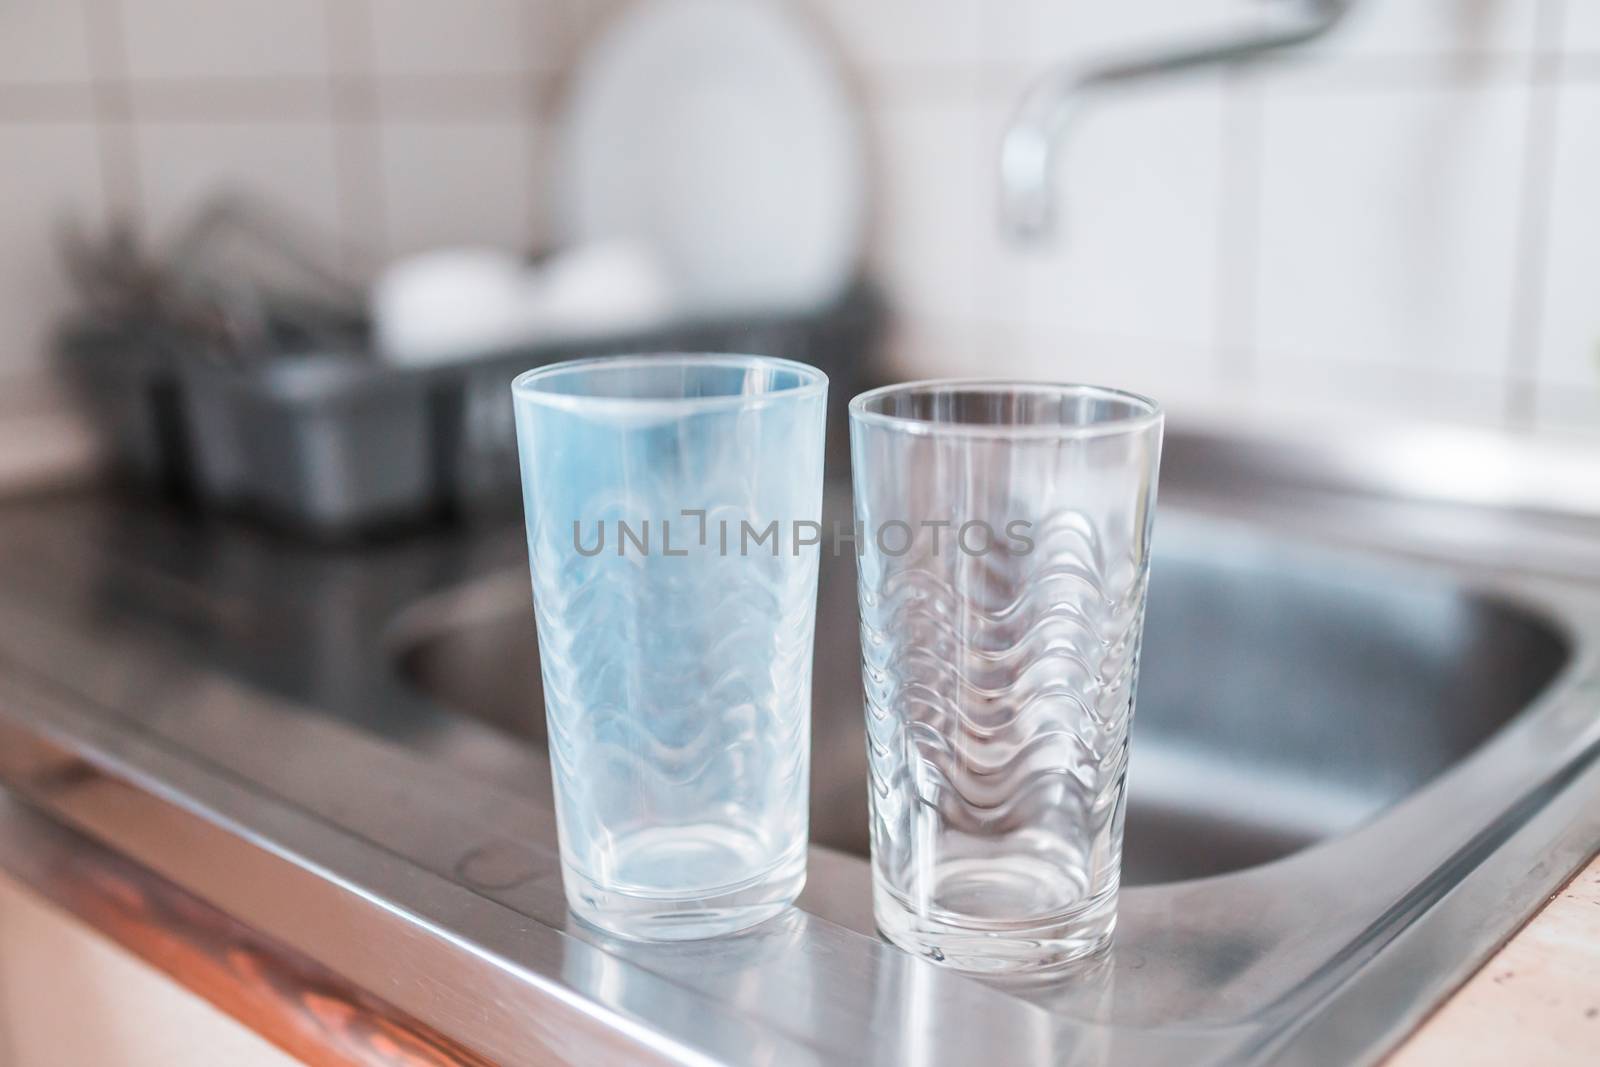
999 0 1355 242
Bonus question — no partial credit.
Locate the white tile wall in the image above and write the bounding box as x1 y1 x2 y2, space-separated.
867 97 986 322
865 68 1225 380
0 0 564 395
1253 80 1529 379
369 0 561 76
376 120 543 257
875 315 1014 380
2 0 1600 469
119 0 332 81
1532 385 1600 438
0 123 107 376
835 0 1597 435
806 0 981 74
1251 354 1513 426
134 121 344 244
368 75 533 120
981 0 1241 67
126 79 330 121
1296 0 1543 57
1557 0 1600 52
0 2 94 83
990 81 1225 355
1534 82 1600 431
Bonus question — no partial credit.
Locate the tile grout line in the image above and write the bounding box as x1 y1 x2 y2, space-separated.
1501 0 1568 430
326 0 385 275
522 0 550 253
1213 66 1264 391
79 0 141 224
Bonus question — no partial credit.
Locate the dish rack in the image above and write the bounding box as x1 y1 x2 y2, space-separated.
59 283 881 539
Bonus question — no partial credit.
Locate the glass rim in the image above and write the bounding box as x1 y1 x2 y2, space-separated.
511 353 828 415
848 379 1162 440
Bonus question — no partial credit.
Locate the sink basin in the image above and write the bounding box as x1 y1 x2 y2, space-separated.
393 497 1567 888
367 459 1598 1061
4 423 1597 1067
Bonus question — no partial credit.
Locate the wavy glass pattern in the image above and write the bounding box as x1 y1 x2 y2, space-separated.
514 355 826 941
850 382 1161 973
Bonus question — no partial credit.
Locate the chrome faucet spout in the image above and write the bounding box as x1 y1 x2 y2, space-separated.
1000 0 1354 243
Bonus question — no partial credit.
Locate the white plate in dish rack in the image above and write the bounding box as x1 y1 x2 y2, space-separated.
555 0 864 318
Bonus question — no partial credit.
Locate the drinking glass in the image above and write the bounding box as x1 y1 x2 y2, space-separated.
849 381 1161 972
513 354 827 940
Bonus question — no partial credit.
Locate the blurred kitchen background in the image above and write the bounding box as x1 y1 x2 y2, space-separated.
1 0 1598 503
6 9 1600 1064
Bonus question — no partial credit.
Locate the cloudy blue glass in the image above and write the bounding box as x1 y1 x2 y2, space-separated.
512 354 827 940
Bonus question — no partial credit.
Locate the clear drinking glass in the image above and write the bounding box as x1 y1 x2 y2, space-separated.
849 381 1162 972
512 354 827 940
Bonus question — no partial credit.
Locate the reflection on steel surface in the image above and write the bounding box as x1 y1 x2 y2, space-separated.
0 418 1597 1065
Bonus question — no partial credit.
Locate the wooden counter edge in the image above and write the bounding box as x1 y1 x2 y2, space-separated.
6 790 1596 1067
0 800 497 1067
1388 852 1600 1066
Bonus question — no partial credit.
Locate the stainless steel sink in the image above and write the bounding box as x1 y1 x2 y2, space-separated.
1 420 1597 1066
393 503 1568 889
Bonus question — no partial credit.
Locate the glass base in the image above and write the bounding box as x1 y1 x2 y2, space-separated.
873 877 1117 974
563 845 807 942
